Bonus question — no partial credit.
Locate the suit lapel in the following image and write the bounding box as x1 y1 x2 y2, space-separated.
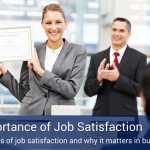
118 46 130 71
105 47 110 64
37 42 46 69
108 48 111 64
105 46 129 71
97 48 110 68
36 39 70 75
52 39 70 74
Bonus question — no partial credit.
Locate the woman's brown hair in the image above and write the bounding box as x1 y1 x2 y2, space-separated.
42 3 66 23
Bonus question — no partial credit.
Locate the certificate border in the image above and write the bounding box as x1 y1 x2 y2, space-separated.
0 26 33 61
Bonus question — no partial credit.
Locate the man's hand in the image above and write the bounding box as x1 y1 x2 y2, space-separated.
102 63 120 81
97 58 107 81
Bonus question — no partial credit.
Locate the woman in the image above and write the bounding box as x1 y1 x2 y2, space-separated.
0 3 86 115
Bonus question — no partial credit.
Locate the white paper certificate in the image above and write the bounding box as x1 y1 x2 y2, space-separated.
0 26 33 61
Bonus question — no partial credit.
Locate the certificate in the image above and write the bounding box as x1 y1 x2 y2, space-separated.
0 26 33 61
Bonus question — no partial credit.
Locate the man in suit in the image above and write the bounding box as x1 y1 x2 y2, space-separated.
84 17 147 116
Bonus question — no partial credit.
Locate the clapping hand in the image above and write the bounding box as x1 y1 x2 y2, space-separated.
102 63 120 81
97 58 107 81
97 59 120 82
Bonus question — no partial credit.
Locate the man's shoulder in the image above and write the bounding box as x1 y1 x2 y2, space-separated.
92 48 109 58
127 46 146 58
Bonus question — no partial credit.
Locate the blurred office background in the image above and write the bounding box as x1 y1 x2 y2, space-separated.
0 0 149 115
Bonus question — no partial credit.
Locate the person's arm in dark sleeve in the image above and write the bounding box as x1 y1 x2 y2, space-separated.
114 55 147 96
84 55 103 97
0 61 30 101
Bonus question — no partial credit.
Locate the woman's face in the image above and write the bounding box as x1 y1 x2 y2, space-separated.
42 11 66 43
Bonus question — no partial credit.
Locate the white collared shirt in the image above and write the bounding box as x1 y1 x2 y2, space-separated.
45 45 62 72
110 45 127 65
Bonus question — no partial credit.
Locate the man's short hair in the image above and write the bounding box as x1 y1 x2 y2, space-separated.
113 17 131 32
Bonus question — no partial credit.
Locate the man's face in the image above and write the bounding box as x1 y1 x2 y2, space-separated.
111 21 131 49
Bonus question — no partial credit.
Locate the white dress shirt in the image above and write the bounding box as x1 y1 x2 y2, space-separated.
110 45 127 65
45 45 62 72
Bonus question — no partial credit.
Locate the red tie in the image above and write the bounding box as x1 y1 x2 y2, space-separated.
114 52 119 67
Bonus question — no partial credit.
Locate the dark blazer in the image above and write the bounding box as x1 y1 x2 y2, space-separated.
84 46 147 116
0 39 87 115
